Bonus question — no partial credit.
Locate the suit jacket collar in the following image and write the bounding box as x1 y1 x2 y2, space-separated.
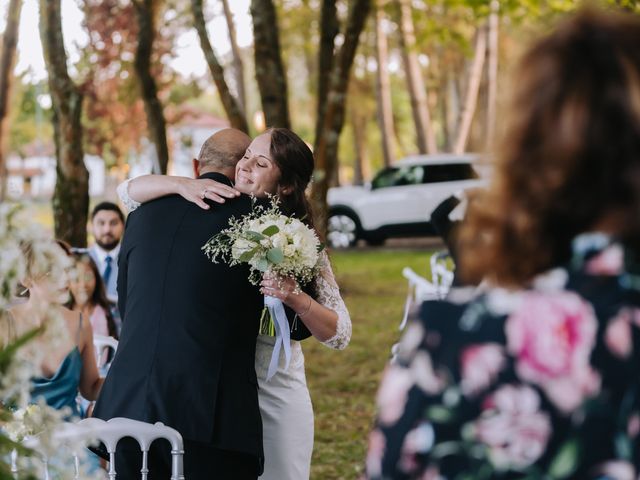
198 172 234 187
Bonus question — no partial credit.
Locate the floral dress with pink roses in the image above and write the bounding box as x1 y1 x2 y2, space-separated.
366 233 640 480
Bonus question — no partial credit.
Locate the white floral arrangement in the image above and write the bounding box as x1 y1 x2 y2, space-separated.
0 204 103 479
202 196 323 288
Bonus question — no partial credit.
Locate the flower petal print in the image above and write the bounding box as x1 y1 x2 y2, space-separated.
376 365 414 426
505 291 600 413
473 384 551 470
460 343 506 397
605 308 634 359
365 429 386 478
585 244 625 276
592 461 635 480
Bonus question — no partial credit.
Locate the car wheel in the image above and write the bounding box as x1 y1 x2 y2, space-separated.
327 211 359 248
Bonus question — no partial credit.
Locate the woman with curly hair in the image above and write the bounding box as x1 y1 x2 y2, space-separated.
366 7 640 479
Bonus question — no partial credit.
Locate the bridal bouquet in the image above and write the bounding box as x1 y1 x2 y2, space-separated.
202 197 323 380
201 196 323 287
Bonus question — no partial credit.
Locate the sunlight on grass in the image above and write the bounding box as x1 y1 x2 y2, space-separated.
306 249 437 479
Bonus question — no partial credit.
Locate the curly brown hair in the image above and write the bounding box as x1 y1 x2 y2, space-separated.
459 7 640 287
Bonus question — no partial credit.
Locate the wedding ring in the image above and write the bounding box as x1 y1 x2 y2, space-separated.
201 189 207 199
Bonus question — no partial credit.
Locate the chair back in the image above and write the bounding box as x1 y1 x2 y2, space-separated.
93 334 119 373
11 417 185 480
392 250 454 363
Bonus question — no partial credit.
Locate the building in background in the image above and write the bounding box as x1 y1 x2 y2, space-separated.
6 108 229 200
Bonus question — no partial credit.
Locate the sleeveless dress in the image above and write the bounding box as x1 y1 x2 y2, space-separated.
118 180 352 480
31 349 83 417
29 315 84 418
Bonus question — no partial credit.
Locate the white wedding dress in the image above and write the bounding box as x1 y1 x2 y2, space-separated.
118 181 352 480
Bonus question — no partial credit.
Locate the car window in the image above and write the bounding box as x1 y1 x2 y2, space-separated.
422 163 478 183
371 166 425 189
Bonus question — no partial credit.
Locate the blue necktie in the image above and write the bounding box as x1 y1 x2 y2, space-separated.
103 255 113 286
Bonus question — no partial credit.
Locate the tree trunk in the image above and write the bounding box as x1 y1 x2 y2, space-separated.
192 0 248 133
314 0 339 149
250 0 290 129
486 0 499 150
374 2 394 167
221 0 247 115
133 0 169 174
0 0 22 201
39 0 88 246
396 0 437 154
351 107 369 185
311 0 372 234
442 70 460 152
453 25 487 154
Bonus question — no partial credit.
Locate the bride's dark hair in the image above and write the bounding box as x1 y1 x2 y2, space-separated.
267 128 317 233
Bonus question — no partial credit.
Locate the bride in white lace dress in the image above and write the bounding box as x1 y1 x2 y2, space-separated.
117 127 351 480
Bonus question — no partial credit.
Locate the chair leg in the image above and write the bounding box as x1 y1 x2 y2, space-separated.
141 449 149 480
74 454 80 479
10 449 18 479
170 448 185 480
43 457 50 480
108 451 117 480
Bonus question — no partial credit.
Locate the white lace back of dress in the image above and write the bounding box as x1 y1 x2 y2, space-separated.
316 251 351 350
117 179 141 213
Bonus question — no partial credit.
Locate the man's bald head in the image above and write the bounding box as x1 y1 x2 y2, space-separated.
196 128 251 175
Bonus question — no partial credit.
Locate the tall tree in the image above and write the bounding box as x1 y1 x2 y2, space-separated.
133 0 169 174
80 0 147 172
221 0 247 115
311 0 372 231
39 0 89 246
0 0 22 201
486 0 499 150
250 0 290 128
192 0 249 133
314 0 339 148
374 1 395 167
396 0 437 154
453 25 487 154
351 109 369 185
349 90 372 186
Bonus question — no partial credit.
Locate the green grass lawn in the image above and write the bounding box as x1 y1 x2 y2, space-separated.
305 249 435 479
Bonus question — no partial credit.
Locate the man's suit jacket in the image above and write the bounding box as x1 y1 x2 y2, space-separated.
88 245 119 303
93 172 264 461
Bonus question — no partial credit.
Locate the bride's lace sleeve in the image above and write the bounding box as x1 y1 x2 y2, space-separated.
117 179 141 213
315 251 351 350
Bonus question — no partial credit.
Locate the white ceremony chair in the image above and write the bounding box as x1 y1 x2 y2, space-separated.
93 334 119 373
392 250 454 363
11 417 185 480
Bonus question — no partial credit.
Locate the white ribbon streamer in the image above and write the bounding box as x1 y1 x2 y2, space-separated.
264 295 292 381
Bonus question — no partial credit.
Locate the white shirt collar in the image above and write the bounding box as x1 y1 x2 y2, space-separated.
93 243 121 266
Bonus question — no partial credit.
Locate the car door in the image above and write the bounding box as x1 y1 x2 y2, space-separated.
417 163 483 220
353 165 428 231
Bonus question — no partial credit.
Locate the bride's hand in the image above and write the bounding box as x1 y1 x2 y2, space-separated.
260 273 310 313
177 178 240 210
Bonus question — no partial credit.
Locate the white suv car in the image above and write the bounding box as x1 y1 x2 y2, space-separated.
326 154 485 248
